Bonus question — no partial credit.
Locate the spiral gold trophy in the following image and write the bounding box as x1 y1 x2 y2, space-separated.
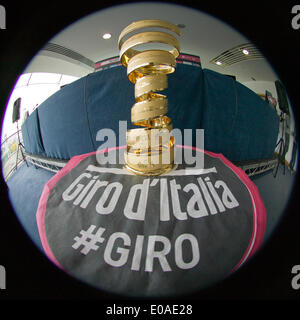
118 19 181 175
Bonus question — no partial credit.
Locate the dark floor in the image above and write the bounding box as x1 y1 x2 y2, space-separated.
6 162 55 251
250 165 296 242
6 160 296 252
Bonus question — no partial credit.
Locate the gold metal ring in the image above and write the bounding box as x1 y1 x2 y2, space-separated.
118 19 181 48
120 31 180 67
127 50 176 83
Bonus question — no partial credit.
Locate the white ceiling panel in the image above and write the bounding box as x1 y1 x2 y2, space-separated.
24 2 278 83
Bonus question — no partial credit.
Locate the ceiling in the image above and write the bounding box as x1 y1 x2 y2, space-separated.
24 2 278 84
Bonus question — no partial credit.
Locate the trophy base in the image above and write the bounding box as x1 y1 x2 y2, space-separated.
124 163 177 176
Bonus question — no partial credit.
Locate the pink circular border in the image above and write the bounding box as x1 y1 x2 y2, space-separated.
36 145 266 273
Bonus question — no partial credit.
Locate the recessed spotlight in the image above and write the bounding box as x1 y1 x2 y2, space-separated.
216 61 222 65
242 49 249 55
102 33 112 39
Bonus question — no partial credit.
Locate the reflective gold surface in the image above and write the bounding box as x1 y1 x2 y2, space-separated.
119 19 181 175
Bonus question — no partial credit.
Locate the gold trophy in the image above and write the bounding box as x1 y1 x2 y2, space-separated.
118 20 181 175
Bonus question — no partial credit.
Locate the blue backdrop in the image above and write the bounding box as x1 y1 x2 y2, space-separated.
21 64 279 162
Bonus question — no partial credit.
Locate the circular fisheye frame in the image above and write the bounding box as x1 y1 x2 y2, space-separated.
1 2 297 297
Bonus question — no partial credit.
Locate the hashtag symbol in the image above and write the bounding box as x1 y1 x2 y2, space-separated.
72 225 105 255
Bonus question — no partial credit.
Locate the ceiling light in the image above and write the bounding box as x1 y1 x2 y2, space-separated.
216 61 222 65
102 33 112 39
210 43 262 67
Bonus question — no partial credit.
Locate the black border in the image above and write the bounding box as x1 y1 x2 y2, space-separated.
0 0 300 305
